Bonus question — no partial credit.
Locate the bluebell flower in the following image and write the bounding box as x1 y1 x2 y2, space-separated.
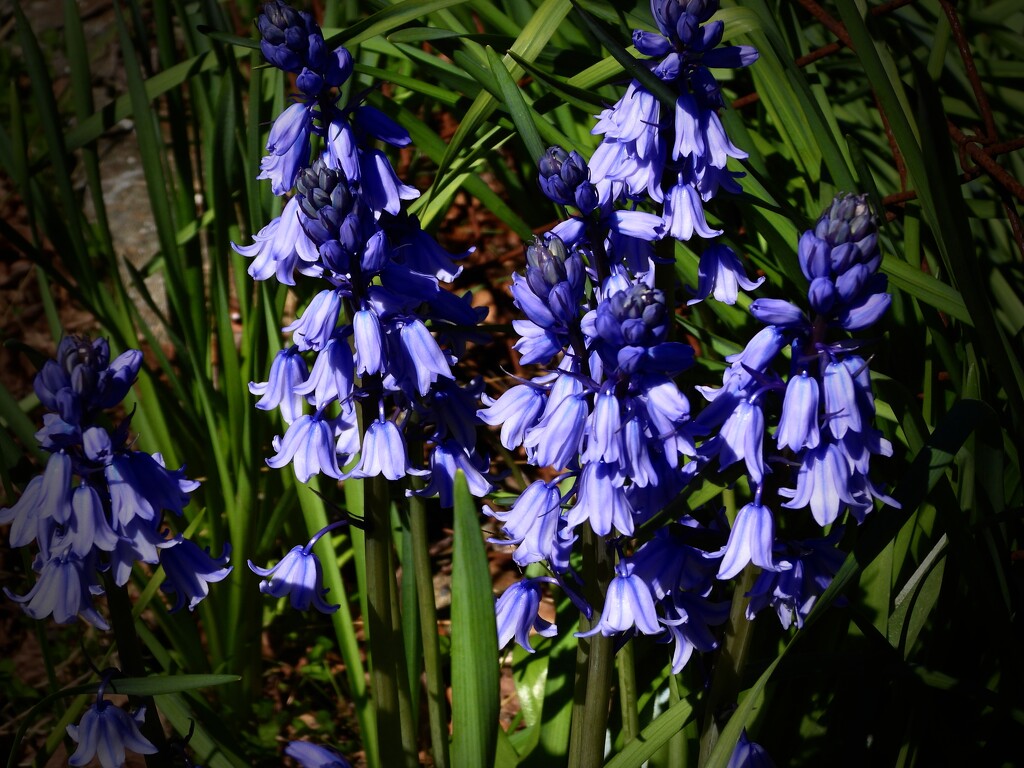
66 484 121 557
234 197 320 285
259 102 313 196
248 535 339 614
4 548 109 629
67 699 157 768
256 0 321 73
659 593 729 672
496 577 557 652
292 338 354 410
746 529 846 629
398 317 453 396
713 399 766 484
1 476 50 549
566 460 635 537
779 441 854 526
775 371 820 452
486 479 563 567
158 536 232 613
477 383 547 450
523 374 588 470
284 289 342 352
410 440 493 507
684 246 765 307
358 148 419 215
105 451 199 528
250 345 309 423
266 412 343 481
285 741 352 768
727 729 776 768
717 500 783 580
344 417 419 481
577 559 662 638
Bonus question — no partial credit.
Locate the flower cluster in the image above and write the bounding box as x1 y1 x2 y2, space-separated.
1 336 230 627
240 1 492 610
482 1 898 660
690 193 899 627
585 0 763 303
480 233 728 661
479 0 768 664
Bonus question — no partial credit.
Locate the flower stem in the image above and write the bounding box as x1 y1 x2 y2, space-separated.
408 490 450 768
103 575 170 768
363 470 418 768
568 529 615 768
618 638 640 744
697 562 758 767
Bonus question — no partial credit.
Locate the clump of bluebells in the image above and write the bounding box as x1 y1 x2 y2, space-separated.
1 336 230 628
239 1 491 609
481 0 898 671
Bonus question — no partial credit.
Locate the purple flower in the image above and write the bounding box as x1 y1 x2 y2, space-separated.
248 540 339 614
486 479 563 567
158 536 232 613
746 530 846 629
284 290 342 352
343 418 413 481
566 460 635 537
715 399 767 484
285 741 352 768
292 338 354 410
577 560 662 638
717 501 782 580
477 383 546 450
779 441 855 526
258 102 313 195
523 374 588 470
398 318 452 396
684 246 765 307
727 729 776 768
234 197 320 285
266 412 343 482
66 484 121 557
67 701 157 768
358 148 419 215
4 549 109 629
776 372 820 452
823 360 862 438
496 577 557 652
411 440 492 507
249 345 309 423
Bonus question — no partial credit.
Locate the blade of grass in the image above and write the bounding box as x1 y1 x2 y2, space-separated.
450 471 499 767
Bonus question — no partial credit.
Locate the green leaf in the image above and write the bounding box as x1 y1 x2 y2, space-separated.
109 674 240 696
450 471 499 767
327 0 471 46
485 46 546 169
603 695 695 768
433 0 572 191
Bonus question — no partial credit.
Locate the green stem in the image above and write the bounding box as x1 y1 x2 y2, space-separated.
363 470 417 768
103 577 171 768
409 492 450 768
617 639 640 745
667 673 687 768
697 563 758 767
568 529 615 768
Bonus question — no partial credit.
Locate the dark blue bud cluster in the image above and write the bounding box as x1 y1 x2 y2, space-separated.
538 147 597 214
257 0 352 97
